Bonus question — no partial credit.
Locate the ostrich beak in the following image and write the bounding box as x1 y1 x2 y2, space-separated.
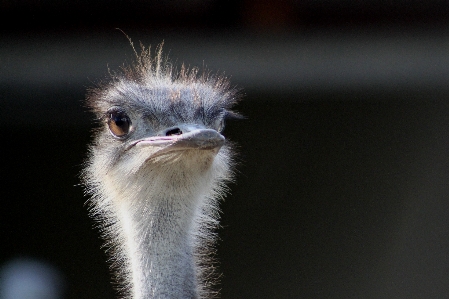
133 128 225 158
169 129 225 150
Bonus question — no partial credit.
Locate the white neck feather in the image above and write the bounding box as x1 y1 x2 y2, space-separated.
88 150 231 299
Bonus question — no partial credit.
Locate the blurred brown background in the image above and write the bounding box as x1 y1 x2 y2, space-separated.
1 1 449 298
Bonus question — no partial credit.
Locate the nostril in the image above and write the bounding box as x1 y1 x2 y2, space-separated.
166 128 183 136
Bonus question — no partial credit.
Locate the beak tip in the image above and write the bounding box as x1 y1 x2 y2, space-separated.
185 130 225 150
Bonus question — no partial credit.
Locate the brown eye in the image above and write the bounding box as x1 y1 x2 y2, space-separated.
107 109 132 138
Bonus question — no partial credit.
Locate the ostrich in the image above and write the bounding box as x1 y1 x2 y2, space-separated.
82 44 240 299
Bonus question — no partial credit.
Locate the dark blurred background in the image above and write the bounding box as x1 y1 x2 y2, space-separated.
1 1 449 298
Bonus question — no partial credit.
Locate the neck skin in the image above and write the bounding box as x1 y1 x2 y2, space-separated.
100 153 219 299
119 191 199 299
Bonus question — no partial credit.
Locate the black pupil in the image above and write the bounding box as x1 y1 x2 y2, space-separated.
113 114 126 126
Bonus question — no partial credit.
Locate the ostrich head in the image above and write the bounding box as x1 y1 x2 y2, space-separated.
82 44 241 299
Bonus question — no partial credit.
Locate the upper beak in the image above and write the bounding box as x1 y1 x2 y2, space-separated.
133 128 225 158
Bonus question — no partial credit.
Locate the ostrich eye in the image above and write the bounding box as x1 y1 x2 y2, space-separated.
107 109 132 138
217 118 225 132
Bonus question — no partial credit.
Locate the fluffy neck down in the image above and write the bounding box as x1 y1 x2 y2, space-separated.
87 149 231 299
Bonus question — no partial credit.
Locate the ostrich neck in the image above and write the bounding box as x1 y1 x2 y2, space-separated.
114 169 209 299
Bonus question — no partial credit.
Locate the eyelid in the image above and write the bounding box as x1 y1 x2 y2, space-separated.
104 106 124 119
223 111 244 120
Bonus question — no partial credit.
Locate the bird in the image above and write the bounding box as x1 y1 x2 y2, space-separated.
81 43 240 299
